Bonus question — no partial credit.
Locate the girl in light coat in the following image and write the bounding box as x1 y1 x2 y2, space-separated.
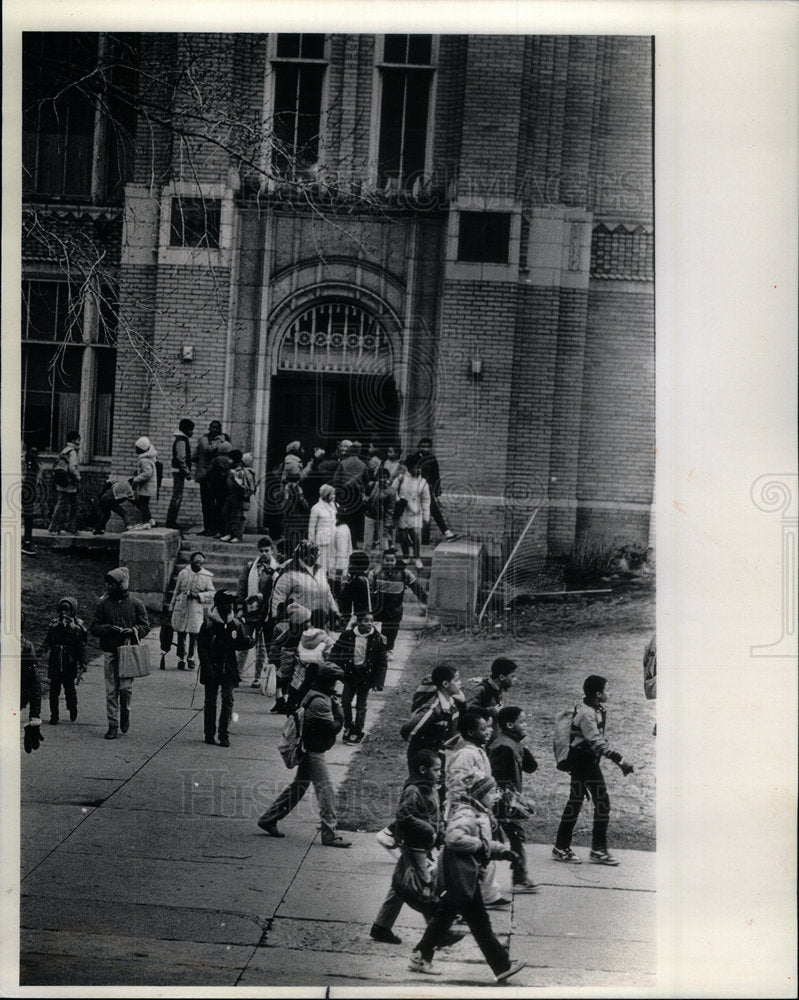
169 551 215 669
131 436 159 529
396 463 431 568
308 484 338 575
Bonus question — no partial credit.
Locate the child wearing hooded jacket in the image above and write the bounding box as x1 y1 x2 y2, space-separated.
130 436 159 529
289 609 334 712
43 596 88 724
409 775 526 983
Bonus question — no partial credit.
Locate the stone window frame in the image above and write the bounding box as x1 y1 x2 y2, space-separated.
261 33 330 187
446 198 522 282
21 271 118 461
157 181 234 267
367 34 439 193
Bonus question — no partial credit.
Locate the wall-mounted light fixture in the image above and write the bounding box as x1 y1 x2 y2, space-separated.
470 356 483 379
181 344 194 363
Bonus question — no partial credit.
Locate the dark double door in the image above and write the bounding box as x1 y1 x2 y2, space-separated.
264 371 399 522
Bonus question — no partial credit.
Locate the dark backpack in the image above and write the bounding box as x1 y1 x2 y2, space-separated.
278 692 323 768
52 453 73 488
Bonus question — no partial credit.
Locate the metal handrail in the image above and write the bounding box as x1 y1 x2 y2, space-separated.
476 497 546 626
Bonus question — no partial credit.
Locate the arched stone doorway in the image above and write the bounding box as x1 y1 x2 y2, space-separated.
264 299 400 525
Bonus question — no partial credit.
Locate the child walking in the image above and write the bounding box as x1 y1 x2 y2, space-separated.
329 611 388 744
489 705 539 892
408 775 526 983
43 596 88 724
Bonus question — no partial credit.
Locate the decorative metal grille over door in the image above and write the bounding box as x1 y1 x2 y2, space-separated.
277 301 393 374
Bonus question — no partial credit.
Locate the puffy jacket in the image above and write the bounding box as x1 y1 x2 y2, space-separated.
301 687 344 753
132 445 159 498
270 565 338 619
445 742 491 801
395 775 441 850
44 597 88 679
440 797 506 902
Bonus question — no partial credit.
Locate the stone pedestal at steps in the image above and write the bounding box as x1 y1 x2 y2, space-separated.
426 538 485 625
119 529 181 611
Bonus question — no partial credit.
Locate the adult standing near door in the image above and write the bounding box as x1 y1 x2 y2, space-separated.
193 420 228 536
333 440 368 548
404 437 459 545
166 418 195 529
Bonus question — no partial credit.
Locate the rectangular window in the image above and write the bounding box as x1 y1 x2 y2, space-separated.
377 35 434 190
23 31 139 203
169 197 221 248
21 278 117 455
271 34 326 177
457 212 512 264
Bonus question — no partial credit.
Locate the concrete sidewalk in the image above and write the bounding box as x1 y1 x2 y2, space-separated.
18 630 655 991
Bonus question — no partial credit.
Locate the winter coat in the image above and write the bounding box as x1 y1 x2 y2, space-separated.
332 455 368 514
446 742 492 802
381 458 406 485
106 479 134 502
569 701 624 767
44 598 88 681
489 729 538 820
465 677 504 719
170 566 215 634
132 444 159 498
282 452 311 482
396 474 431 531
405 450 443 496
440 796 506 903
367 564 416 620
227 466 256 502
54 442 80 494
365 481 396 524
21 637 41 720
301 687 344 753
338 574 372 619
171 432 192 476
193 433 226 483
331 523 353 574
197 608 251 686
401 690 464 754
395 774 442 850
90 567 150 651
291 626 334 692
329 626 388 688
270 565 338 619
237 554 279 605
308 499 337 549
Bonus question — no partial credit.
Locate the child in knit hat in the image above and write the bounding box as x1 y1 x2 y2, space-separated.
290 609 335 711
43 596 88 724
130 436 159 530
268 602 311 714
408 774 526 983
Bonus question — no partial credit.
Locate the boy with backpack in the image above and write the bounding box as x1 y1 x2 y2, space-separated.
552 674 635 866
489 706 539 893
329 611 388 744
257 663 352 848
466 657 518 724
43 597 88 724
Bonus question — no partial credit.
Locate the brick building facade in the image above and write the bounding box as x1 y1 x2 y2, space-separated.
22 32 654 563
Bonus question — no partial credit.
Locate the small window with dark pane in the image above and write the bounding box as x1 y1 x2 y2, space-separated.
272 34 327 177
377 35 435 190
457 212 512 264
169 197 221 249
